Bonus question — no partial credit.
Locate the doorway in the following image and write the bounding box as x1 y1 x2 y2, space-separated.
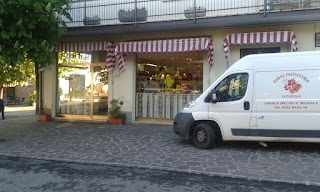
57 63 109 120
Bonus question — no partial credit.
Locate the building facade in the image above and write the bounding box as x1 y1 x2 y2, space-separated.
41 0 320 123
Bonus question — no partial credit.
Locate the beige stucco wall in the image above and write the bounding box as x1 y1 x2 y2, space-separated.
110 22 319 85
15 86 35 102
45 21 320 121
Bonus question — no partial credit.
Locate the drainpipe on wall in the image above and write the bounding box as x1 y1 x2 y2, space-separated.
134 0 137 27
208 65 211 88
35 63 40 115
39 68 43 115
264 0 267 17
193 0 196 23
84 0 87 28
90 65 94 119
109 71 116 113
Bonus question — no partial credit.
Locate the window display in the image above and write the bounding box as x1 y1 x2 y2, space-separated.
136 52 204 120
136 52 203 94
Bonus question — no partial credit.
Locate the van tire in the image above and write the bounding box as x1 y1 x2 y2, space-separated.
192 123 215 149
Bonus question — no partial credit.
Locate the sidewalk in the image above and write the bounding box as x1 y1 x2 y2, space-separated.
0 107 320 186
4 105 35 118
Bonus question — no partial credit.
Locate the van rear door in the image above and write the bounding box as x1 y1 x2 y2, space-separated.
208 70 253 139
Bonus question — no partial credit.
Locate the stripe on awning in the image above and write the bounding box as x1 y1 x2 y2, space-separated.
223 31 298 59
106 44 116 71
114 37 214 72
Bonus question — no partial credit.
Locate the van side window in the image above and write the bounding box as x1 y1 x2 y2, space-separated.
212 73 249 102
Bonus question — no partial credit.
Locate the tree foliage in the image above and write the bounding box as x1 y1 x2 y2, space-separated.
0 0 72 65
0 0 72 114
0 59 35 87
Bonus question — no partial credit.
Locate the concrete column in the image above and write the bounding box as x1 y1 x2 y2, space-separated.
110 53 136 123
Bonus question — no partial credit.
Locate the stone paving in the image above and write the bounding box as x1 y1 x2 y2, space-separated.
0 106 320 187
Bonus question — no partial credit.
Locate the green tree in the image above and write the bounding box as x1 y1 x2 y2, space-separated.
0 0 72 114
0 59 35 92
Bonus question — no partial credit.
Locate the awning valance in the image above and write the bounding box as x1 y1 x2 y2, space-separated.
54 41 113 52
54 41 116 72
115 37 214 53
111 37 214 73
223 31 298 59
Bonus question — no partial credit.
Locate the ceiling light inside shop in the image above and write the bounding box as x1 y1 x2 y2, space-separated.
146 63 158 67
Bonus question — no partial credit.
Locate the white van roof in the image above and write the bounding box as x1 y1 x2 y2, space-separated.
227 51 320 72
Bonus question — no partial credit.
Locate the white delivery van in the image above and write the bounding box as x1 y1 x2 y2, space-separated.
173 51 320 149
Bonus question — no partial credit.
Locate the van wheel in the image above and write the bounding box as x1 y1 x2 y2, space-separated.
192 123 215 149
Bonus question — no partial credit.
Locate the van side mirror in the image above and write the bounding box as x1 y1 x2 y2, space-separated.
205 89 220 103
211 90 219 103
212 94 218 103
204 90 214 102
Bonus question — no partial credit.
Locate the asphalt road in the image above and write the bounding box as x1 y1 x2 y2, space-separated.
0 156 319 192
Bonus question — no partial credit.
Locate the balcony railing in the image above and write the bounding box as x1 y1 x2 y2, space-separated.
66 0 320 27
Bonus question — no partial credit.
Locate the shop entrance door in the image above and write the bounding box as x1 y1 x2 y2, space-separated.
92 65 109 119
58 64 109 120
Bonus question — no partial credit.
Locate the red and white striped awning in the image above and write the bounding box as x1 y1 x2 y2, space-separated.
115 38 214 53
54 41 117 72
112 37 214 73
54 41 113 52
223 31 298 59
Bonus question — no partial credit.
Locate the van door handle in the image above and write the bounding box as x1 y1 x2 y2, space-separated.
257 115 264 119
244 101 250 110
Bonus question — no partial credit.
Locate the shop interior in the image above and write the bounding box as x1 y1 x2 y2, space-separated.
136 52 204 94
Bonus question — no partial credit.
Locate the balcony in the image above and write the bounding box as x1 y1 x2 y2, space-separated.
65 0 320 35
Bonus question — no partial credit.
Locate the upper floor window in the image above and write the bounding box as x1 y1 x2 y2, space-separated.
240 47 280 58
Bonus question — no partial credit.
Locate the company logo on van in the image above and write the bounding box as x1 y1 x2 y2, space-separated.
284 79 301 94
273 72 309 94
